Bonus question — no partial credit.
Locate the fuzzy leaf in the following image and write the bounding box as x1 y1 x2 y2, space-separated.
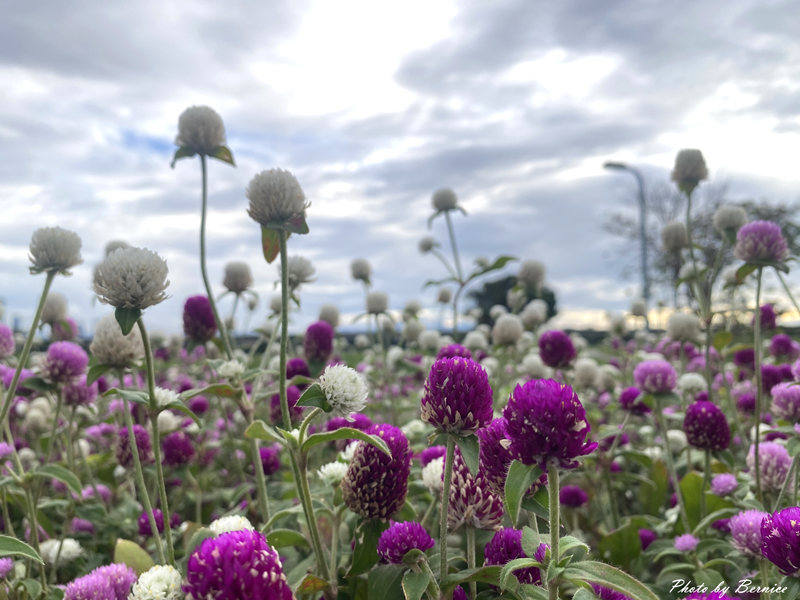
170 146 196 168
402 569 429 600
267 528 309 549
33 464 82 496
86 363 113 386
302 427 390 456
563 560 659 600
244 420 284 444
261 226 281 264
455 434 480 475
114 307 141 336
504 460 540 527
209 145 235 166
0 535 43 563
296 383 332 412
113 539 154 575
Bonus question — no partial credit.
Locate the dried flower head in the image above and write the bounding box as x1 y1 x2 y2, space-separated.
350 258 372 283
518 260 545 290
366 291 389 315
175 105 226 155
29 226 82 275
671 149 708 194
246 168 308 228
284 255 315 290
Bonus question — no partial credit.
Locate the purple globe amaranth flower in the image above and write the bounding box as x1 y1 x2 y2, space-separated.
64 563 136 600
0 324 14 359
71 517 95 534
710 473 738 496
730 509 768 556
81 483 112 503
260 443 281 476
270 385 303 424
559 484 589 507
377 521 435 564
42 341 88 384
683 400 730 451
162 430 195 466
448 446 505 531
184 529 293 600
747 442 791 491
286 356 310 380
484 528 547 586
436 343 472 361
188 395 209 415
639 528 656 550
771 382 800 420
304 320 334 363
138 508 165 535
674 533 699 552
418 445 446 467
342 423 411 519
734 220 789 263
477 418 517 495
116 424 152 467
754 303 777 330
63 375 98 406
592 584 634 600
633 359 677 394
761 506 800 575
453 586 468 600
52 317 79 341
733 348 755 372
538 330 576 368
619 386 650 414
420 357 493 435
183 295 217 343
770 333 800 360
0 557 13 578
503 378 597 470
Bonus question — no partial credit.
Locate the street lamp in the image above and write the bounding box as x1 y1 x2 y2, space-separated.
604 161 651 330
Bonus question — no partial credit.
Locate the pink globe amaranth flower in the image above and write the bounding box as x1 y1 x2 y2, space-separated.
710 473 737 496
633 360 677 394
42 341 88 384
537 330 575 368
138 508 165 535
503 379 597 470
184 529 293 600
730 509 768 556
734 220 789 263
63 563 136 600
342 423 411 519
484 528 547 586
638 528 656 550
559 484 588 507
436 343 472 361
81 483 112 503
116 424 152 467
418 445 446 467
619 386 650 414
0 365 35 396
183 295 217 343
0 557 12 578
377 521 434 564
162 430 195 466
304 320 334 363
683 400 730 451
771 381 800 420
592 584 634 600
420 357 493 435
269 385 303 424
286 357 310 380
747 442 791 491
52 317 79 341
447 446 505 531
761 506 800 575
674 533 699 552
259 443 281 475
63 375 98 406
0 324 13 359
71 517 95 534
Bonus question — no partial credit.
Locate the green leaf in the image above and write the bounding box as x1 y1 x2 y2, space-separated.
20 578 43 599
302 427 390 456
679 471 733 531
573 589 599 600
504 460 540 527
422 276 458 289
114 539 154 575
164 401 202 426
33 464 82 496
184 527 215 557
402 569 430 600
0 534 43 563
86 363 113 386
443 565 502 588
286 214 310 235
692 506 739 536
266 528 310 549
563 560 659 600
597 518 649 569
178 383 238 400
559 535 591 559
499 557 541 589
170 145 196 168
19 376 56 393
295 573 329 594
244 420 283 444
735 263 758 284
209 145 235 166
261 226 281 264
349 519 389 576
693 568 723 589
296 383 332 412
465 254 517 284
455 434 480 475
102 387 149 407
712 331 733 352
114 307 141 335
368 563 405 600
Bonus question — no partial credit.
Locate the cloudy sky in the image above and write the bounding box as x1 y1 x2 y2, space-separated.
2 0 800 336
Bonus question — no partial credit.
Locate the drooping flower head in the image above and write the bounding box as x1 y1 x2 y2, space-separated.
420 357 493 435
304 320 334 363
683 400 730 451
377 521 435 564
42 341 88 384
184 529 293 600
341 423 411 519
183 295 217 343
246 168 308 229
484 528 547 586
729 510 768 556
734 220 789 264
633 360 677 395
538 330 576 368
175 105 226 155
29 226 83 275
94 247 169 310
503 378 597 469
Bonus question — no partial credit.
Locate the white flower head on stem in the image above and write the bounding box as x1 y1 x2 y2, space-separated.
247 168 308 228
319 365 368 417
209 515 254 536
29 227 82 275
90 313 144 368
175 106 226 155
223 261 253 294
283 256 315 291
130 564 183 600
94 247 169 310
318 461 348 486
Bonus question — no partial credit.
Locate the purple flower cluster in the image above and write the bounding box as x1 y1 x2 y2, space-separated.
448 446 505 531
377 521 434 564
183 295 217 343
42 341 88 384
259 443 282 475
286 357 310 380
683 400 730 451
729 509 768 556
734 220 789 263
0 324 14 359
633 360 677 394
116 424 152 467
484 527 547 585
436 343 472 361
63 563 137 600
420 357 493 434
63 375 98 406
619 386 650 414
162 430 195 466
592 584 634 600
771 382 800 421
52 317 79 341
304 320 334 363
747 442 791 490
270 385 303 424
559 484 589 507
710 473 738 496
761 506 800 575
538 330 576 368
418 445 446 467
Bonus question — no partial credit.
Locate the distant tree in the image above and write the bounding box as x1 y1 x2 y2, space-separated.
467 275 557 325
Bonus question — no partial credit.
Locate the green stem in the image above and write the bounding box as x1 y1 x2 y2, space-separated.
777 270 800 316
292 452 331 589
701 449 710 518
199 154 233 359
148 412 175 565
654 395 691 531
466 526 476 600
754 266 764 505
439 436 456 585
277 231 292 429
0 271 55 425
775 454 797 511
248 432 271 527
421 559 442 600
548 466 560 600
443 211 463 335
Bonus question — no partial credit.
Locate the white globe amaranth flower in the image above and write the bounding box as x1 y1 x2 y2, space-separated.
403 319 424 344
520 354 551 379
217 360 245 379
573 358 599 389
571 333 588 352
667 312 701 343
29 227 82 275
340 441 359 461
318 461 348 486
432 188 458 212
319 304 340 328
269 294 283 314
422 456 445 494
354 334 370 350
518 260 545 290
419 330 441 352
41 292 68 325
18 447 39 470
521 299 548 330
23 408 49 432
246 168 308 227
223 261 253 294
481 356 499 377
318 365 368 417
403 300 422 320
597 365 618 392
678 262 703 281
661 222 689 253
713 205 747 236
678 373 706 395
130 564 183 600
104 240 130 257
492 314 523 346
157 411 183 434
462 330 488 352
437 288 452 304
40 538 83 565
506 288 526 312
175 105 226 155
386 346 405 370
630 299 647 317
671 149 708 192
401 419 427 438
209 515 254 536
284 256 315 290
94 247 169 310
489 305 507 321
90 313 144 368
666 429 688 451
418 236 436 253
366 291 388 315
153 387 179 408
350 258 371 283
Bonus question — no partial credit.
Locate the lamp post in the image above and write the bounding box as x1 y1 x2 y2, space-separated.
604 161 650 330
